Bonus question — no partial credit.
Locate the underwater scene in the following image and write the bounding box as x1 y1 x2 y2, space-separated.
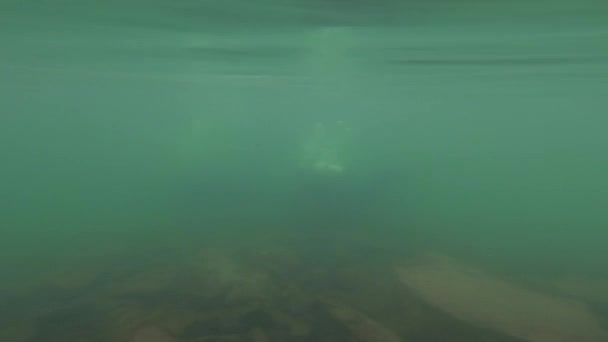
1 0 608 341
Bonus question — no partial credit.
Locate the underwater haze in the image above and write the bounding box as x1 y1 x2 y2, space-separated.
1 0 608 341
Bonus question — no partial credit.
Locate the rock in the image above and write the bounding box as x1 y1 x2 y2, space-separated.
552 275 608 304
0 320 35 342
249 327 270 342
132 326 176 342
397 254 608 342
324 300 402 342
188 249 272 303
104 303 161 341
160 309 203 336
111 267 177 295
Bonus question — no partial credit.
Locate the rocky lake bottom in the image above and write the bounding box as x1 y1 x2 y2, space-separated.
1 244 607 342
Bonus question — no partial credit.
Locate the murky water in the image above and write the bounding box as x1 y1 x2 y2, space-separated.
1 0 607 341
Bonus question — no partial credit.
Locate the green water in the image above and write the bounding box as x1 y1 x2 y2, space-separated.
1 0 607 340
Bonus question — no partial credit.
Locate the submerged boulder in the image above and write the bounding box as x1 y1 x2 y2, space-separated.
397 254 608 342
